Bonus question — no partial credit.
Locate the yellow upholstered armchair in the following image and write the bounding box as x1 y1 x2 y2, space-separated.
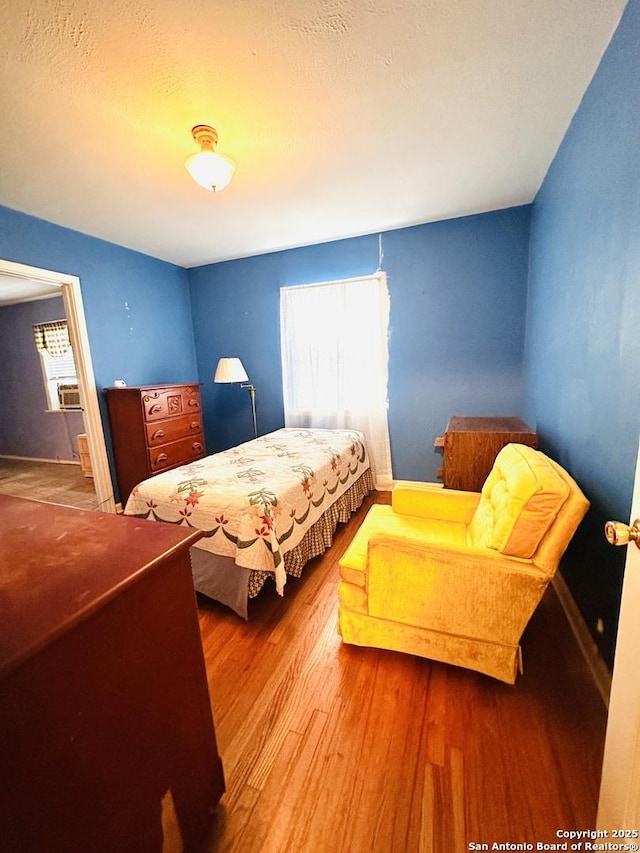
338 443 589 684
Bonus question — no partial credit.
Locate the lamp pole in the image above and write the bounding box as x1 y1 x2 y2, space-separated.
242 383 257 439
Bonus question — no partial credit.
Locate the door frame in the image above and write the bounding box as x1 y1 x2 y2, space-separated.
0 258 115 513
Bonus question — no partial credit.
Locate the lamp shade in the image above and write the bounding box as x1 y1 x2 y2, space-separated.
214 357 249 383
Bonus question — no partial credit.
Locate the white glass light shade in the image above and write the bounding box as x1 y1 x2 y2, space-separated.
214 357 249 383
186 150 235 192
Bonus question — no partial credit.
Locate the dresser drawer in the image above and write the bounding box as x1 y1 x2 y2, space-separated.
142 386 201 423
149 436 206 473
146 414 203 447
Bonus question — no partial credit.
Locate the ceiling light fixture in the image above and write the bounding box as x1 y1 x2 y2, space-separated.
185 124 235 192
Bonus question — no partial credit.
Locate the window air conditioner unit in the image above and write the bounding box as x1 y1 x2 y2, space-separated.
58 384 81 409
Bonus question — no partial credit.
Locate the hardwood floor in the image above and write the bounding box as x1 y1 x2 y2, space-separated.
194 491 607 852
0 457 98 510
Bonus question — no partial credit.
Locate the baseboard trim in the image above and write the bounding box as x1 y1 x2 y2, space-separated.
0 453 80 466
552 572 612 708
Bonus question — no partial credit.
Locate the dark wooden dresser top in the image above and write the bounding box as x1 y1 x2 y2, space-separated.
0 495 202 676
446 416 535 434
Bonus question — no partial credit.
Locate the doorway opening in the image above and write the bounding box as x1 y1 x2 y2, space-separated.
0 259 115 512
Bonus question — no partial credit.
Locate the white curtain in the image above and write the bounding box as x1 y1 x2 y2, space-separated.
280 273 393 489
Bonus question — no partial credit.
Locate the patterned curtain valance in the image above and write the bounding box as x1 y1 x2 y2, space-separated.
33 320 71 357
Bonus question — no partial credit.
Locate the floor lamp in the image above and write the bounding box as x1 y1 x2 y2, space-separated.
214 357 258 439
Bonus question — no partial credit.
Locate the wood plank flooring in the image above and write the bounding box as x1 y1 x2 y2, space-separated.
0 457 98 510
195 491 607 852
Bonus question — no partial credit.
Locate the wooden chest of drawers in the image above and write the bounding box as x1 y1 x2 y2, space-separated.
106 383 206 504
0 495 224 853
435 416 538 492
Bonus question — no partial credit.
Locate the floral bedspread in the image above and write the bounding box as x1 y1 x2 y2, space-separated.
124 428 370 594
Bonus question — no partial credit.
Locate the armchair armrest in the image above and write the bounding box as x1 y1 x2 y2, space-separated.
365 532 549 643
368 531 544 577
392 481 480 523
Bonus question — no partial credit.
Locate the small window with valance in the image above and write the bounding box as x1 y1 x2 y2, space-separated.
33 319 72 358
32 319 80 411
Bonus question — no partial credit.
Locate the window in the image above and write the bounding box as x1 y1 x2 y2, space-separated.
33 319 81 411
280 273 392 488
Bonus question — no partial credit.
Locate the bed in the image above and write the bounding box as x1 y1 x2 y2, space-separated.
123 427 373 617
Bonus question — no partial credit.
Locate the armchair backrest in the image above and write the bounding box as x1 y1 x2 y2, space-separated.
467 444 589 575
528 454 590 576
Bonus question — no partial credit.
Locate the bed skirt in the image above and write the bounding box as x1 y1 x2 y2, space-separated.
190 467 374 618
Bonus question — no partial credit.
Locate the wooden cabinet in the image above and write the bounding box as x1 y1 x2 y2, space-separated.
0 495 224 853
77 432 93 477
106 383 206 504
435 416 538 492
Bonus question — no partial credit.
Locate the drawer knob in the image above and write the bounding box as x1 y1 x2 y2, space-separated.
156 453 168 463
192 442 203 451
190 422 199 430
188 400 200 407
149 404 162 414
151 429 165 440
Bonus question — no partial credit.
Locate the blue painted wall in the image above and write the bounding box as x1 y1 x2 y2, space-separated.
0 205 199 498
188 206 532 481
524 0 640 665
0 207 198 390
0 295 84 461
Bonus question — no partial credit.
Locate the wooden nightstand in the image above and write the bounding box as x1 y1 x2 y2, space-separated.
435 416 538 491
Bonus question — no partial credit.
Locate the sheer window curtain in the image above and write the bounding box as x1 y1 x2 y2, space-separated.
280 273 393 489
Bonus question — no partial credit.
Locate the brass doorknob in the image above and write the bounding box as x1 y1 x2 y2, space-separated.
604 519 640 549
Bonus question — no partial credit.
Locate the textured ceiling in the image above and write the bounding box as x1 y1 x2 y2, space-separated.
0 0 628 268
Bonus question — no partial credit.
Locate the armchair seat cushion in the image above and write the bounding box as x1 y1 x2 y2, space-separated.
468 443 570 558
339 503 467 588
